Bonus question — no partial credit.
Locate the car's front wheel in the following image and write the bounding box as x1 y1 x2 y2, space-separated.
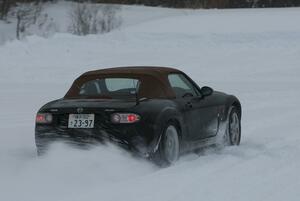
225 107 241 146
154 124 180 166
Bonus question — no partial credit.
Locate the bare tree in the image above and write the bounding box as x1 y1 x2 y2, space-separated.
0 0 15 21
98 4 122 33
69 2 122 36
69 3 97 35
15 2 43 39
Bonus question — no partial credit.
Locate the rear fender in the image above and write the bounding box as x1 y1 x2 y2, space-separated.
149 107 184 154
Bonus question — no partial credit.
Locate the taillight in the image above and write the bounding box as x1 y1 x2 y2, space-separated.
36 113 53 124
111 113 140 124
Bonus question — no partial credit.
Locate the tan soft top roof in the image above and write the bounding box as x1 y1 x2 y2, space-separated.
82 66 182 76
65 66 183 99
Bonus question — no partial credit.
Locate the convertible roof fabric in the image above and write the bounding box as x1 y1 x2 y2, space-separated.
64 66 183 99
83 66 181 76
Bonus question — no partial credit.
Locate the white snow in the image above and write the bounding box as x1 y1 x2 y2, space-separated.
1 4 300 201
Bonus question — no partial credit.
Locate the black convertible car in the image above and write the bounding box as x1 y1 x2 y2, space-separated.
35 66 241 165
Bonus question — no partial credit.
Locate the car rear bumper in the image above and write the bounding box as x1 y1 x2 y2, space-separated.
35 125 156 158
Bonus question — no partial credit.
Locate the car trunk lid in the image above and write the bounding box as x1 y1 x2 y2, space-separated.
43 98 137 113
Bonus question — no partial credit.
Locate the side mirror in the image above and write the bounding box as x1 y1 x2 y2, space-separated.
200 86 213 97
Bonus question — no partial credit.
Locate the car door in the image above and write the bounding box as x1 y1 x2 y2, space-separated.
168 73 219 140
190 94 220 139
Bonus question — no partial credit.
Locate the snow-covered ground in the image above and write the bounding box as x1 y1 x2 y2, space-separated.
1 4 300 201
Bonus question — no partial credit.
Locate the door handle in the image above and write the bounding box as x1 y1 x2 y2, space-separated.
185 102 193 109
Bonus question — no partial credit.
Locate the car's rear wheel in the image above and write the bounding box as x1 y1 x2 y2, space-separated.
154 124 180 166
225 107 241 146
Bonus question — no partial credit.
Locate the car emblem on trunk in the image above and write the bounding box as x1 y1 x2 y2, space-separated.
77 107 84 113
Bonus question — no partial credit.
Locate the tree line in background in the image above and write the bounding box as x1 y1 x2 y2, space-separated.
75 0 300 8
1 0 300 17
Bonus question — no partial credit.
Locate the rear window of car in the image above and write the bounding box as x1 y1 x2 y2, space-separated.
78 78 139 99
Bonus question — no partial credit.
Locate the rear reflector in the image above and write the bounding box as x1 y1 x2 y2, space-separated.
36 113 53 124
111 113 140 124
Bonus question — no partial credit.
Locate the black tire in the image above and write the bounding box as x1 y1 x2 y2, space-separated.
153 123 180 167
225 107 241 146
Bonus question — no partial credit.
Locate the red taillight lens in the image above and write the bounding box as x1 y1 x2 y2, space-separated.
36 113 53 124
127 114 137 122
111 113 140 124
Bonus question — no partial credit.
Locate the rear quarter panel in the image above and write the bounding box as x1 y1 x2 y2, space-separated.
133 99 186 151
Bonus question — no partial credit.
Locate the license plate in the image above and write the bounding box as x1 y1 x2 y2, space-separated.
68 114 95 128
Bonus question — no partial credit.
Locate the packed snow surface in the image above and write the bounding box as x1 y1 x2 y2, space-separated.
1 5 300 201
